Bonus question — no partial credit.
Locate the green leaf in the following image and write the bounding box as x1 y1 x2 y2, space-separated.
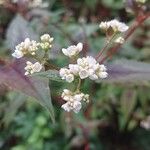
32 70 64 82
3 92 27 126
127 120 137 131
6 14 37 50
119 89 137 130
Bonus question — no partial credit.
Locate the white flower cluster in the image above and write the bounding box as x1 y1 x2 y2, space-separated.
59 68 74 83
62 43 83 58
60 56 108 82
99 19 129 33
40 34 54 49
12 34 54 75
24 61 42 75
12 38 38 58
61 89 89 113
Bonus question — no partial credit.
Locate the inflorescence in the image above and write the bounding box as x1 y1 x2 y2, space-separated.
12 19 129 113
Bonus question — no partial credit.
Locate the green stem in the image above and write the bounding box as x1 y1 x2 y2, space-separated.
95 33 117 61
76 78 82 92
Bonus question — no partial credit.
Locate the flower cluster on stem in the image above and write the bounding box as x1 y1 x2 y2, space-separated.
60 42 108 113
12 38 38 58
60 55 108 83
12 34 54 75
61 89 89 113
99 19 129 33
24 61 43 75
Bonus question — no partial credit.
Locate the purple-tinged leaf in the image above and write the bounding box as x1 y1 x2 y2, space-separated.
6 14 38 50
103 59 150 83
0 59 55 122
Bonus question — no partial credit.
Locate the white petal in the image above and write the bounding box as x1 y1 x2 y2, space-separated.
73 94 83 101
99 65 107 71
99 72 108 78
12 50 23 58
115 37 125 44
88 69 95 76
24 72 29 76
61 103 71 112
77 43 83 51
89 74 98 80
59 68 67 77
62 48 69 56
63 89 71 95
86 56 97 65
66 74 74 82
118 23 129 32
79 69 89 79
33 62 42 72
77 58 82 65
73 101 82 113
69 64 79 75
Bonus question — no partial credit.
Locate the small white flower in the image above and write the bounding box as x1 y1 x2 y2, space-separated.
109 19 129 32
79 69 89 79
12 38 38 58
73 93 84 101
99 19 129 33
24 61 42 75
40 34 54 43
60 56 108 82
12 50 23 58
89 74 99 80
40 34 54 49
61 89 72 101
69 64 79 75
61 100 82 113
65 74 74 83
91 64 108 80
98 72 108 79
32 62 43 72
77 56 107 80
99 64 107 72
115 37 125 44
62 43 83 57
61 89 89 113
82 94 90 103
61 89 81 113
77 56 95 79
99 22 109 30
72 101 82 113
59 68 74 83
61 102 71 112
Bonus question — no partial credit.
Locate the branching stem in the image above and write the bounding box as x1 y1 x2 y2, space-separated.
99 13 150 63
95 33 117 61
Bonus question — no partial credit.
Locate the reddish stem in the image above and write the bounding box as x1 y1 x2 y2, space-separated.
95 41 109 60
95 33 116 61
99 13 150 64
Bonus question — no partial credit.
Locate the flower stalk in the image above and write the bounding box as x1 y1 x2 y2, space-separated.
99 13 149 63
